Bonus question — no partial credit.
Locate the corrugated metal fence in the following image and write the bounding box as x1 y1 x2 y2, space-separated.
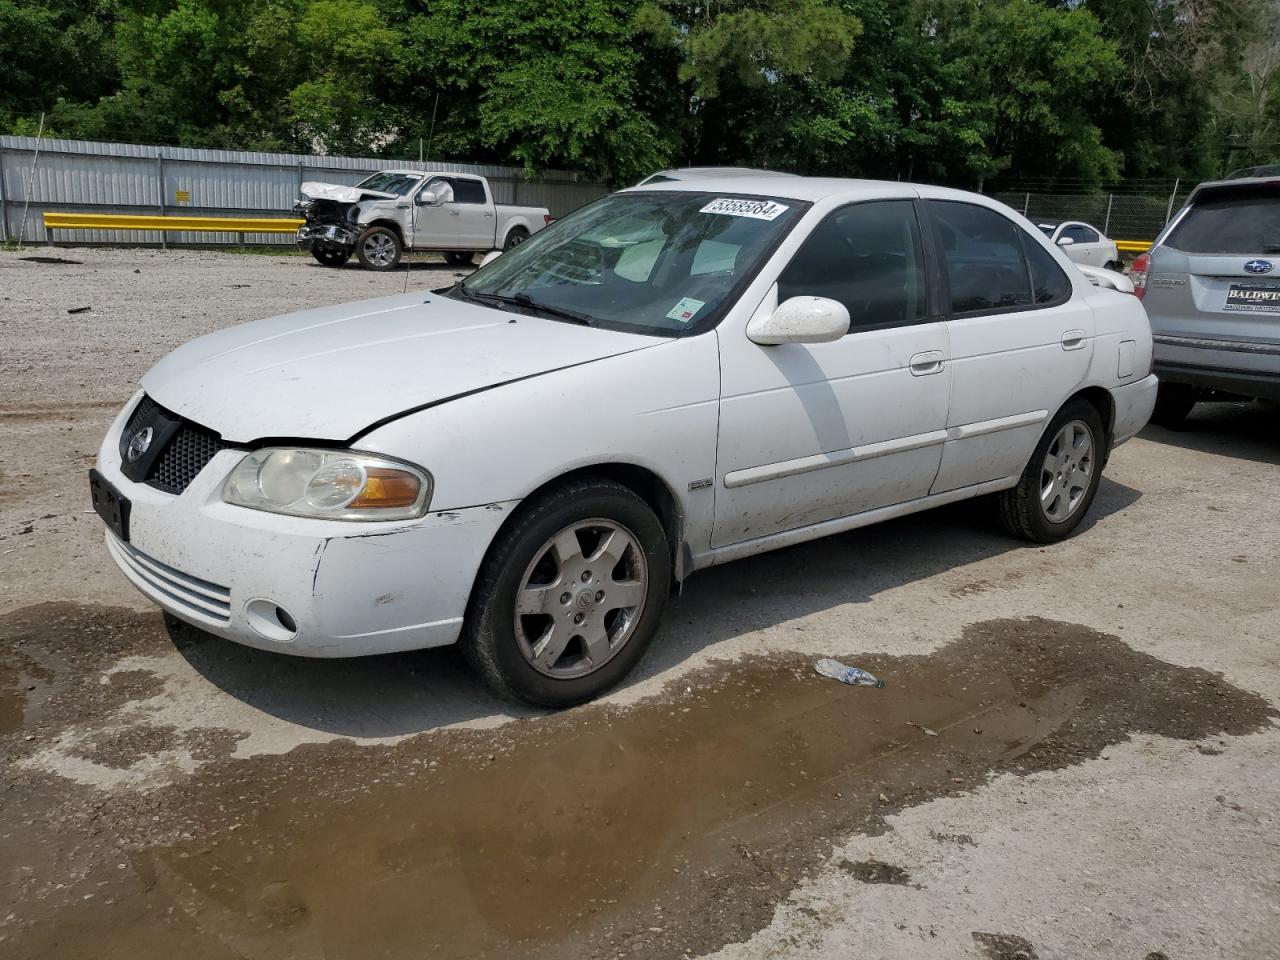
0 136 610 247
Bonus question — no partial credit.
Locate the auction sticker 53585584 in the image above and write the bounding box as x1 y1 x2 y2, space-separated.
1224 282 1280 312
700 198 790 221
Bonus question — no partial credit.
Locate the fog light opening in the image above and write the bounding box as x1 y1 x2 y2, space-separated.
244 598 298 642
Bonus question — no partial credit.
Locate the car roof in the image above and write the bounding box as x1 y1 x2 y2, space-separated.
623 174 1019 207
649 167 799 179
1186 175 1280 203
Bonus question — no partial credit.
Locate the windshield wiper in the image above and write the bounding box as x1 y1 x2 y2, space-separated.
464 289 594 325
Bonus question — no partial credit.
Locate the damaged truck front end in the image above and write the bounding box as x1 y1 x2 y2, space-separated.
293 179 405 269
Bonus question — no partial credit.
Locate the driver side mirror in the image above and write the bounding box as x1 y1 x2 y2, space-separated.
1056 236 1074 246
747 296 850 345
417 182 454 206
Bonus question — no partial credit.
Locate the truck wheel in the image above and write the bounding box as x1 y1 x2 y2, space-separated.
1150 383 1197 429
311 248 350 268
460 478 670 708
443 251 475 267
356 226 402 271
503 227 530 251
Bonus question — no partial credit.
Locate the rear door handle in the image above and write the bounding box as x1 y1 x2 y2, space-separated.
1060 329 1087 351
909 350 945 376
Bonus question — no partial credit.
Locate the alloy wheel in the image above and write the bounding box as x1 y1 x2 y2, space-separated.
1040 419 1094 523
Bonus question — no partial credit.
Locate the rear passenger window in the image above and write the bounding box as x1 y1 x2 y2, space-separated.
1022 234 1072 304
777 200 926 331
929 201 1032 314
446 178 486 204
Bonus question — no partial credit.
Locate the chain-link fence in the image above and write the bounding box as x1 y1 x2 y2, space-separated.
992 185 1193 247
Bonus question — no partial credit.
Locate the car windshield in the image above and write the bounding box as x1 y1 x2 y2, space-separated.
356 172 422 197
459 191 803 336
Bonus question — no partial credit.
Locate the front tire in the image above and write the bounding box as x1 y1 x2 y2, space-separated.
996 399 1106 543
311 248 350 268
356 226 402 271
1150 382 1197 429
461 479 670 708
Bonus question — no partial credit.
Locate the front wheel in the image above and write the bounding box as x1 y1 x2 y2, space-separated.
996 399 1106 543
311 248 350 268
356 226 402 271
503 227 529 251
461 479 670 708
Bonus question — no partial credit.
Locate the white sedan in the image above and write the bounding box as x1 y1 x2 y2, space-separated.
1037 220 1124 271
92 177 1158 706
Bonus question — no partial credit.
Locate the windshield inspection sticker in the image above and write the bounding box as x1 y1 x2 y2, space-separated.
666 297 706 323
700 197 789 221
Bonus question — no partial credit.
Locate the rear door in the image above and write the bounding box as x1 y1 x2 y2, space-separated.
1145 183 1280 352
926 200 1094 494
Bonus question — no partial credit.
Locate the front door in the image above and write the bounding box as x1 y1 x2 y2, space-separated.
713 199 953 548
413 176 494 249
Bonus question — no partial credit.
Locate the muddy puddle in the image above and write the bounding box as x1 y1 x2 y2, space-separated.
2 609 1275 959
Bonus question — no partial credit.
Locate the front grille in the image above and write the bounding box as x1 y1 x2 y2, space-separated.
120 395 236 495
107 535 232 623
148 424 232 494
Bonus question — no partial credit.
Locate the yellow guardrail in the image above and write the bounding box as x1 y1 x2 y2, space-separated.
1115 240 1152 253
43 212 304 234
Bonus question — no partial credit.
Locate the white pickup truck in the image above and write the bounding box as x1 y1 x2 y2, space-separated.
294 170 552 271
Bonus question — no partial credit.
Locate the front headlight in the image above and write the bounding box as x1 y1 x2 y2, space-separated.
222 449 432 521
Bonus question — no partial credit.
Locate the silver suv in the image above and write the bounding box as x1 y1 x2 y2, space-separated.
1135 176 1280 426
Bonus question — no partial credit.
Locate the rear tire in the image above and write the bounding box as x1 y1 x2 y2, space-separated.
996 399 1106 543
1150 382 1197 429
311 248 350 267
443 251 475 267
503 226 530 251
461 479 670 708
356 226 402 271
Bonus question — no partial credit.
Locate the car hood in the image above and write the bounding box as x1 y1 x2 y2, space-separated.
299 181 398 203
141 293 658 443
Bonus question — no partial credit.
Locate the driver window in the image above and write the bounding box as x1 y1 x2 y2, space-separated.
777 200 926 332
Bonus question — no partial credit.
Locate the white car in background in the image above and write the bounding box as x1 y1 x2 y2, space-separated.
1037 220 1124 271
92 177 1157 707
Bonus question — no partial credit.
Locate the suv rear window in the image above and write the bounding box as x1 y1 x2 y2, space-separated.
1165 187 1280 254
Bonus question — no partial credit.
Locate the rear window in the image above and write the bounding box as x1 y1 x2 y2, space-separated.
1165 188 1280 254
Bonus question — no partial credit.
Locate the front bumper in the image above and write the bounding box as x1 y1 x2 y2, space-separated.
295 222 357 253
96 397 513 657
1111 373 1159 446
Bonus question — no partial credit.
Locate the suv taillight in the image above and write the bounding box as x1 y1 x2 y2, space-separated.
1130 252 1151 300
544 214 555 226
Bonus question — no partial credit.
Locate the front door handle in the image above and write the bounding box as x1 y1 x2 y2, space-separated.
909 350 945 376
1060 329 1087 351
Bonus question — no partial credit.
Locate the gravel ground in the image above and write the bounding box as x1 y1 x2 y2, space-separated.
1 248 1278 960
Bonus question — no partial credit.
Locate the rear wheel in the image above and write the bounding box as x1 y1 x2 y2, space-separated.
311 248 350 268
356 226 402 271
461 479 670 707
443 251 475 267
1150 382 1197 429
996 399 1105 543
503 226 529 251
